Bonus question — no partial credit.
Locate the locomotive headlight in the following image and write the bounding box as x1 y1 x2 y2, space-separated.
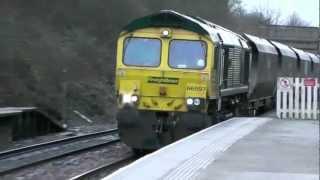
122 94 132 103
186 98 194 105
122 94 139 104
131 95 138 102
193 98 201 106
161 29 171 38
162 30 169 36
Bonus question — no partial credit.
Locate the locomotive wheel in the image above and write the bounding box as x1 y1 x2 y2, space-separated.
234 105 241 117
249 108 257 116
234 101 249 117
132 148 143 156
210 112 223 125
132 148 151 156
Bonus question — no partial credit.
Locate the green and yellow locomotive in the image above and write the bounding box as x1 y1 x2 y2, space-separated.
115 10 319 150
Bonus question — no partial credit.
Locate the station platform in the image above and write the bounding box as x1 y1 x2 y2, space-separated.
0 107 64 144
0 107 36 117
104 117 319 180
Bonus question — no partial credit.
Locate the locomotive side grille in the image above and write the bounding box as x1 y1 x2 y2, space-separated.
227 47 241 87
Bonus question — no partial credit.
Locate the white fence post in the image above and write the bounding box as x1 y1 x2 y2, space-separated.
277 77 319 120
293 78 300 119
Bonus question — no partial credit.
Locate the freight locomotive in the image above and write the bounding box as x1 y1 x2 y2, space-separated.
115 10 319 151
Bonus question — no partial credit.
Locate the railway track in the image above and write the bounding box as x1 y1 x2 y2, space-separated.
70 154 136 180
0 128 120 175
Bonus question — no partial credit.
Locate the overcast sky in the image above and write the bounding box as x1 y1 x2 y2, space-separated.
241 0 319 27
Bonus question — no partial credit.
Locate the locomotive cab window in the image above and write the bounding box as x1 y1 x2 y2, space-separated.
169 40 207 69
123 37 161 67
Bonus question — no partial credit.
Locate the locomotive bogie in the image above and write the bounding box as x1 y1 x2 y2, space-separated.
117 106 211 149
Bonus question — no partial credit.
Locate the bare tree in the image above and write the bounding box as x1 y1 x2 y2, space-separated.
250 6 282 25
285 12 310 26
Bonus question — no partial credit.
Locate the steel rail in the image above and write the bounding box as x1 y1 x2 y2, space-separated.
0 128 119 175
0 128 118 160
69 154 135 180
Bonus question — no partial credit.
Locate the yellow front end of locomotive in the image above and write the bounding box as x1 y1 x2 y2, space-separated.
115 27 216 113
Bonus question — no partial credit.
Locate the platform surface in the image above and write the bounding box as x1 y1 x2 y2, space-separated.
104 117 319 180
0 107 36 117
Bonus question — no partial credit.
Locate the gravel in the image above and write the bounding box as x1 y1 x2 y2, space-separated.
1 142 132 180
1 123 117 152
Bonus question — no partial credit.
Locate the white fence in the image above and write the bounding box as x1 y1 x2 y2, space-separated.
277 77 319 120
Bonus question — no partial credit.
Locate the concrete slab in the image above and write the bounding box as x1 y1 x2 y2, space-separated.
0 107 36 117
103 117 319 180
196 119 319 180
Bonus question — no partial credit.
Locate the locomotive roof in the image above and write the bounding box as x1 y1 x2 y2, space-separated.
243 34 277 55
269 41 297 58
291 48 310 61
123 10 248 48
307 52 320 63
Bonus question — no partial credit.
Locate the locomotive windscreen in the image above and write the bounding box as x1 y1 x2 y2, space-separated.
169 40 207 69
123 37 161 67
